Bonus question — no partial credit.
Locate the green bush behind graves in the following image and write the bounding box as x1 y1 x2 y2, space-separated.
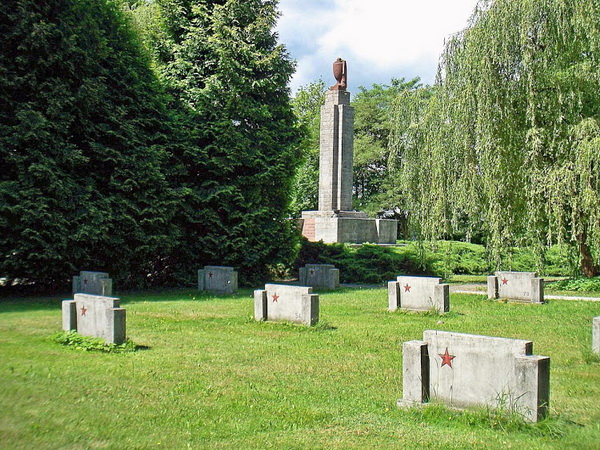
1 288 598 448
295 239 576 284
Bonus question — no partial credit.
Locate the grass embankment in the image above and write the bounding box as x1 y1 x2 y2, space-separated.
1 289 599 448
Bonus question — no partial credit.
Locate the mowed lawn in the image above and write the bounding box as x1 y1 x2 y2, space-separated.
1 288 599 449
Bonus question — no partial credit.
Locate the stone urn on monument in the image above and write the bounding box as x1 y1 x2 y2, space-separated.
299 59 397 244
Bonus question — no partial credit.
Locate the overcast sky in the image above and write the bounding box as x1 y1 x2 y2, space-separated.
276 0 481 94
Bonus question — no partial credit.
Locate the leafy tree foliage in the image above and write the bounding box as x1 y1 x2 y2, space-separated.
289 79 325 217
0 0 178 288
391 0 600 275
352 78 422 214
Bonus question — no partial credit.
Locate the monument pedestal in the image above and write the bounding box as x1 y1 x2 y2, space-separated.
300 210 397 244
299 61 397 244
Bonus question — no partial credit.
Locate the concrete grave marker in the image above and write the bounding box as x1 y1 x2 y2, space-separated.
299 264 340 290
399 330 550 422
388 276 449 313
594 316 600 355
487 271 544 303
254 284 319 326
62 293 126 344
198 266 238 294
73 271 113 296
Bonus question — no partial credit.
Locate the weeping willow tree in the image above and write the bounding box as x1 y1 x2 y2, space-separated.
392 0 600 276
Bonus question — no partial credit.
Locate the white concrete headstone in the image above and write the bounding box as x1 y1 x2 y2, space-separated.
487 271 544 303
72 271 113 296
388 276 449 313
198 266 238 294
254 284 319 326
593 316 600 355
62 293 126 344
399 330 550 422
299 264 340 290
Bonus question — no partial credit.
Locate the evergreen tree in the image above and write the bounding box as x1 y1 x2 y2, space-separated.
0 0 178 288
146 0 302 282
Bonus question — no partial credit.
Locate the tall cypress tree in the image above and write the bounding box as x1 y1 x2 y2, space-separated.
144 0 302 282
0 0 178 288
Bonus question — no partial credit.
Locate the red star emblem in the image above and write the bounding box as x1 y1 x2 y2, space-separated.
404 284 411 292
83 279 88 285
272 294 279 303
80 306 87 316
501 277 508 285
439 347 455 368
208 272 213 278
310 269 315 276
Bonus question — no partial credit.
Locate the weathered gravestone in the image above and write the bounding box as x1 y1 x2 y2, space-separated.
198 266 238 294
72 271 113 296
254 284 319 326
62 294 126 344
399 330 550 422
487 271 544 303
388 276 449 313
299 264 340 290
593 316 600 355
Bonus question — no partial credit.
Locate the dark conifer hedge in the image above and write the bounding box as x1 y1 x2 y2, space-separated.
0 0 301 291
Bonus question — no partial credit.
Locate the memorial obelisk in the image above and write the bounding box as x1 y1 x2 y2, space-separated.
300 59 397 244
318 58 354 213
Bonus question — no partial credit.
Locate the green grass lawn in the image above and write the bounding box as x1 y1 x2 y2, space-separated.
1 288 599 449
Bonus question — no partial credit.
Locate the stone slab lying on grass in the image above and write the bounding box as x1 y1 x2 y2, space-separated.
399 330 550 423
254 284 319 326
198 266 238 294
62 293 126 344
299 264 340 290
72 271 112 296
388 276 449 313
487 271 544 303
594 316 600 355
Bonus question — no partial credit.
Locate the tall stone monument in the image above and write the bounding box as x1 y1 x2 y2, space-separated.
300 58 397 244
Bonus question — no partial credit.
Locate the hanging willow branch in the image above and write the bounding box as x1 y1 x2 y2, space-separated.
391 0 600 276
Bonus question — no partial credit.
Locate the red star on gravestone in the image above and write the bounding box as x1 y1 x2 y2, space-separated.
208 272 213 278
502 277 508 285
404 284 411 293
439 347 455 368
83 279 88 285
272 293 279 303
80 306 87 316
310 269 315 276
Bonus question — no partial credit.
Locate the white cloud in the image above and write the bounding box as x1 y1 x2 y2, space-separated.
277 0 480 93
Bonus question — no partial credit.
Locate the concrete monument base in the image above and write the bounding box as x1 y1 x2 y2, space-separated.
299 210 397 244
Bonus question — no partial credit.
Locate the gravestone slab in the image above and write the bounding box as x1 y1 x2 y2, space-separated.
254 284 319 326
198 266 238 294
72 271 113 296
594 316 600 355
62 294 126 344
399 330 550 422
487 271 544 303
299 264 340 290
388 276 449 313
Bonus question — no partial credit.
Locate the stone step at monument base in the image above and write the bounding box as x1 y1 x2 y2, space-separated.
299 210 397 244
